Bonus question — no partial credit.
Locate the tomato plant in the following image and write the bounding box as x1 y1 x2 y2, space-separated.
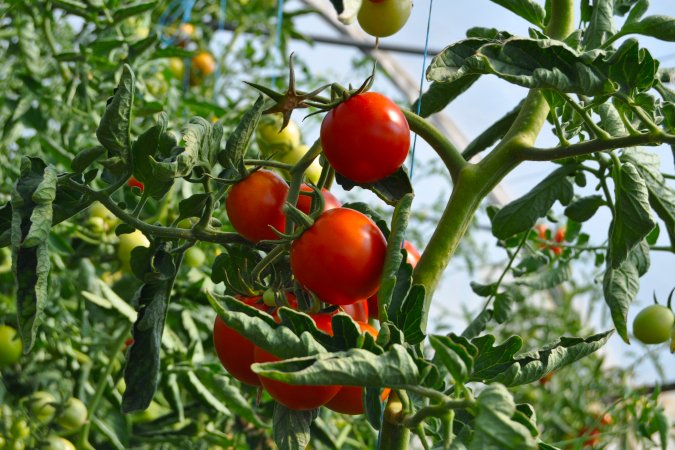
367 240 419 319
320 92 410 183
290 208 387 305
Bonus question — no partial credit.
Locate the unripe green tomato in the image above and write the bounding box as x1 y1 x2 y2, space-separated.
86 216 107 236
0 436 5 449
44 436 76 450
8 440 25 450
358 0 412 38
671 327 675 353
256 114 301 156
633 304 674 344
89 202 117 229
262 289 277 307
56 397 87 431
278 144 322 184
10 419 29 439
184 247 205 268
117 230 150 272
27 391 56 423
0 325 22 366
168 57 185 80
146 73 169 98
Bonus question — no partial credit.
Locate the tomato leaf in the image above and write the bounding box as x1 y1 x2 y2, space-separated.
582 0 617 49
211 245 262 296
97 64 135 165
491 165 575 240
462 101 522 159
411 76 480 118
565 195 605 222
622 148 675 250
619 15 675 42
183 371 231 416
252 344 420 388
489 0 546 28
461 309 494 339
471 331 612 386
335 167 413 206
10 157 56 352
429 334 473 384
122 245 179 413
609 162 655 269
112 1 158 23
71 146 106 173
469 384 538 450
273 404 318 450
603 240 650 343
131 114 175 199
218 96 266 179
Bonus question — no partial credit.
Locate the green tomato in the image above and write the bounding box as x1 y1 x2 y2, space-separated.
256 114 301 156
146 73 169 98
357 0 412 38
89 202 117 230
44 436 76 450
184 247 205 268
633 304 674 344
56 397 87 431
278 144 322 184
85 217 107 236
0 325 22 366
168 57 185 80
117 230 150 272
27 391 56 423
10 419 29 439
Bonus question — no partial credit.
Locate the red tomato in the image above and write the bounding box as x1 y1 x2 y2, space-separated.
579 427 600 447
291 208 387 305
600 413 613 426
225 170 289 242
213 296 270 386
325 322 390 415
320 92 410 183
254 313 340 410
551 246 563 256
538 371 554 385
555 226 566 243
296 185 341 215
368 240 419 320
128 176 144 192
342 299 369 322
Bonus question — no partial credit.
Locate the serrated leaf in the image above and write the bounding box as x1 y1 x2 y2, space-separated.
609 162 655 268
583 0 617 49
112 1 158 23
184 371 231 415
430 334 473 384
469 384 538 450
131 114 175 199
565 195 605 222
273 404 318 450
621 15 675 42
489 0 546 28
97 64 135 163
492 166 575 239
411 76 480 118
603 240 649 343
335 167 413 206
462 309 493 339
219 97 266 178
252 344 420 388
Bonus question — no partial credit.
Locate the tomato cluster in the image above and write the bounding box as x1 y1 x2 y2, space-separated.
536 224 565 256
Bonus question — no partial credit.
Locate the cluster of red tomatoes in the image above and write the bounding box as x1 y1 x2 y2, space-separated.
213 90 417 412
535 223 566 256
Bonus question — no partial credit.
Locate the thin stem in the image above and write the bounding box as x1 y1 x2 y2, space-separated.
132 192 149 218
251 244 289 281
402 110 466 183
519 132 675 161
244 159 292 170
561 94 611 140
482 232 529 313
549 110 571 146
400 399 474 429
398 384 449 403
616 93 661 133
663 173 675 180
442 411 454 450
196 179 214 229
77 322 132 449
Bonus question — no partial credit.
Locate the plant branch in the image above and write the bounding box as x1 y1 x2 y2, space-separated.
244 159 292 170
400 398 474 429
286 139 322 233
561 94 611 140
402 109 467 183
519 132 675 161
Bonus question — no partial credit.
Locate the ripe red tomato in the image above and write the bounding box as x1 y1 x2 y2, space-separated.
342 299 369 322
296 185 341 215
291 208 387 305
254 313 340 410
600 413 613 426
213 296 270 386
320 92 410 183
368 240 419 320
128 176 144 192
554 226 566 243
192 51 215 76
579 426 600 447
225 170 289 243
325 322 390 415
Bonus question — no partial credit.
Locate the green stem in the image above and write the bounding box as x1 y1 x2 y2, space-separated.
381 394 411 450
251 243 289 281
400 399 474 429
196 179 214 229
402 110 466 183
561 94 611 140
482 232 529 313
286 139 322 234
244 159 292 170
77 322 132 449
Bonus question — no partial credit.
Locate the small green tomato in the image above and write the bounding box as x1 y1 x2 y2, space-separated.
633 304 674 344
0 325 22 366
256 114 301 155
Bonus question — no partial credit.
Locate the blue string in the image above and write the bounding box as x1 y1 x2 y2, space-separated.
270 0 286 86
408 0 434 181
158 0 186 46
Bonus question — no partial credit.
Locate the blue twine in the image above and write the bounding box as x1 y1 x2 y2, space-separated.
408 0 434 181
270 0 286 86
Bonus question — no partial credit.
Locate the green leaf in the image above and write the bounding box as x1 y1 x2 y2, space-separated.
492 165 575 239
515 263 571 289
112 1 158 23
620 15 675 42
411 76 480 118
429 334 473 384
624 0 649 24
398 285 426 345
273 404 318 450
182 116 221 171
471 331 612 386
131 114 175 199
218 97 266 178
622 148 675 250
184 371 231 416
11 157 56 352
462 101 522 159
122 246 179 412
469 384 538 450
606 39 657 95
252 344 420 388
609 162 655 269
565 195 605 222
489 0 546 28
603 240 649 343
210 245 262 295
462 309 493 339
71 146 106 173
583 0 617 49
335 167 413 206
97 64 135 164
